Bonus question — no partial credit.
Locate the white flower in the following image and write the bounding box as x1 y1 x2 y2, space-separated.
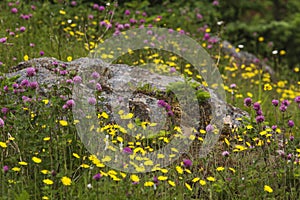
87 183 92 189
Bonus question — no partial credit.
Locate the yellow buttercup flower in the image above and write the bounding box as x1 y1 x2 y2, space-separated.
264 185 273 193
168 180 176 187
72 153 80 159
0 141 7 148
61 176 72 186
24 55 29 61
67 56 72 61
19 161 28 166
41 170 49 174
199 180 206 186
207 176 216 182
144 181 154 187
12 167 21 172
192 177 200 182
130 174 139 182
59 10 66 15
43 179 54 185
32 157 42 164
185 183 192 191
216 166 225 171
59 120 68 126
157 176 168 181
264 83 272 91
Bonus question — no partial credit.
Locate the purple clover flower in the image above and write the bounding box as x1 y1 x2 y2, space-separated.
0 117 4 127
206 124 214 132
26 67 36 77
167 110 174 116
197 13 203 19
11 8 18 14
88 14 94 20
129 18 137 24
93 173 102 181
73 75 82 84
3 86 9 92
52 61 59 66
66 79 73 84
255 115 265 123
12 83 19 89
20 79 29 87
19 26 26 32
253 102 261 111
29 81 38 89
22 96 31 103
288 120 295 128
230 83 236 89
244 97 252 107
117 24 124 30
66 99 75 108
93 4 99 10
222 151 230 157
294 96 300 104
282 100 290 106
60 70 68 76
203 33 210 40
1 107 9 115
170 67 176 73
165 104 171 111
212 0 219 5
279 104 287 112
256 109 263 116
123 147 132 154
88 97 97 105
3 165 9 173
157 100 166 107
183 159 192 168
0 37 7 43
124 9 130 15
71 1 77 6
96 83 102 91
99 6 105 11
272 99 279 107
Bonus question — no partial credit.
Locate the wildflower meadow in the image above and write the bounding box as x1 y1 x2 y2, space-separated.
0 0 300 199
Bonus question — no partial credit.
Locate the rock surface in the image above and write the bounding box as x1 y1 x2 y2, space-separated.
7 57 249 134
221 40 275 78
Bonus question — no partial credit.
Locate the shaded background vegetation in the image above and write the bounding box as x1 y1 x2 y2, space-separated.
113 0 300 69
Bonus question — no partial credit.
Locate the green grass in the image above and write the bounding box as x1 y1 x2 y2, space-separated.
0 1 300 199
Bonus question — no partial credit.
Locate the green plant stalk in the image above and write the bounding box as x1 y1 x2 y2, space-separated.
258 71 262 102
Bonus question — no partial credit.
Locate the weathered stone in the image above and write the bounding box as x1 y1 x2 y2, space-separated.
6 57 249 135
221 40 275 79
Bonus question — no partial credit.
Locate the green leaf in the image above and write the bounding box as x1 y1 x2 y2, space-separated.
14 190 30 200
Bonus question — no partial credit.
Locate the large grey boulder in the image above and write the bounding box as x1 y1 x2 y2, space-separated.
7 57 248 135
